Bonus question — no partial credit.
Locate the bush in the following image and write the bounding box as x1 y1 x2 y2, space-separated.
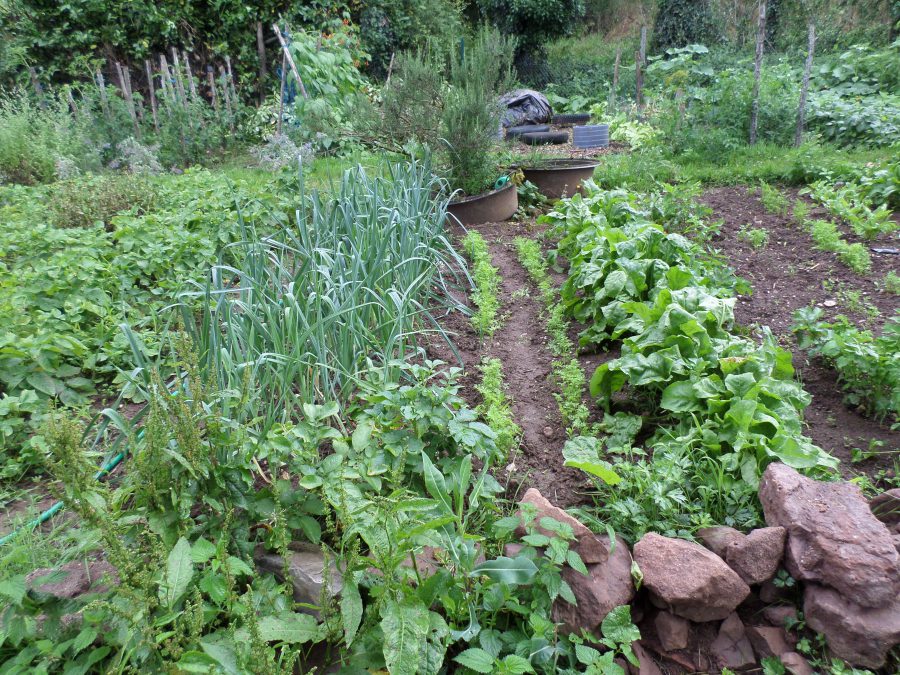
477 0 584 53
0 90 98 184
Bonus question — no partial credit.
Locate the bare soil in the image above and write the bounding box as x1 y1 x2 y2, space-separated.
428 221 595 507
701 186 899 481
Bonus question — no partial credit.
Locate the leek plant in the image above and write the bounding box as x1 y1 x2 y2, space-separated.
122 159 469 436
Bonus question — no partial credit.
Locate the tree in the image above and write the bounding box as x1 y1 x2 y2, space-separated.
652 0 717 51
477 0 585 53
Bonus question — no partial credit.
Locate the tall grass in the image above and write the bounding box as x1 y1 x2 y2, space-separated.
121 159 469 435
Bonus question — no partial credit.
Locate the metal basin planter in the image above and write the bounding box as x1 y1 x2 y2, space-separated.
521 159 600 199
446 181 518 226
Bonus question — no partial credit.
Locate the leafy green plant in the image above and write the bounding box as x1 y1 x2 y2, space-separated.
806 179 896 240
837 242 872 275
805 218 872 275
793 307 900 423
738 224 770 249
883 271 900 295
463 231 502 337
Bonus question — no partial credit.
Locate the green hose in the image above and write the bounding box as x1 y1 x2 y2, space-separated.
0 449 128 546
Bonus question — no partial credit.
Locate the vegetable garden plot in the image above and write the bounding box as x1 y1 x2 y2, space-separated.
701 186 899 477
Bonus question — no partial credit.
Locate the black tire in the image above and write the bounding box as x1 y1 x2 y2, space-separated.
520 131 570 146
505 124 550 139
552 113 591 125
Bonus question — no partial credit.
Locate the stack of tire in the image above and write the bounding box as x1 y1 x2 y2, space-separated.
507 113 592 146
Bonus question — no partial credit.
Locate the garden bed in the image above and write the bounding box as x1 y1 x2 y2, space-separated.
702 186 899 479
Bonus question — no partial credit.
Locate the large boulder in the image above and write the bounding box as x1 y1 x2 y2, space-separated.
552 534 634 633
633 533 750 622
725 527 785 585
255 543 342 615
710 613 755 671
804 584 900 669
759 463 900 607
516 488 608 564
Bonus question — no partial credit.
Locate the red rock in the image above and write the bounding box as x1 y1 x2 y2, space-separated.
516 488 608 563
762 604 797 628
552 535 634 633
633 533 750 622
725 527 785 585
26 560 117 599
758 579 790 604
780 652 814 675
629 642 663 675
697 525 745 558
710 613 756 671
654 610 690 651
746 625 792 658
869 488 900 530
804 584 900 669
759 463 900 608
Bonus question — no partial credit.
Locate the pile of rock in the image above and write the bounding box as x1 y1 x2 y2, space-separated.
517 464 900 672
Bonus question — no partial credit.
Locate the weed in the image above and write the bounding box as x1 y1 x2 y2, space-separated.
882 271 900 295
462 230 502 337
794 307 899 423
759 182 790 216
792 199 811 224
738 224 770 249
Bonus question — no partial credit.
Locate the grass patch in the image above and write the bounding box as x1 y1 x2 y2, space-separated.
759 182 790 216
462 231 502 337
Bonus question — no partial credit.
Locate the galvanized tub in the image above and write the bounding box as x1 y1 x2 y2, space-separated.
521 159 600 199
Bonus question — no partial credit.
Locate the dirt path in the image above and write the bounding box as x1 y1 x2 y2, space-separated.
702 187 900 480
429 221 592 507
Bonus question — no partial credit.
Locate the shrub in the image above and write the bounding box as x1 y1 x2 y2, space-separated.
48 174 154 229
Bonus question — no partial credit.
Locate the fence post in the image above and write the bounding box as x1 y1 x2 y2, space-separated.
794 23 816 147
257 21 268 104
145 60 160 131
634 50 643 111
749 0 767 145
639 26 648 65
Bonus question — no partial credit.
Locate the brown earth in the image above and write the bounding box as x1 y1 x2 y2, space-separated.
428 220 594 507
701 186 899 482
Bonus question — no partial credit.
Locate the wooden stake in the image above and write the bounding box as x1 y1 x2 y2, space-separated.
634 50 644 110
611 46 621 109
182 50 199 103
124 66 144 125
96 70 111 120
159 54 175 106
224 55 238 104
385 51 396 86
257 21 267 104
170 48 188 109
639 26 648 65
28 67 46 108
115 61 140 137
207 67 220 112
65 88 81 120
272 23 309 99
794 23 816 147
219 65 235 129
749 0 767 145
277 52 286 135
145 59 159 131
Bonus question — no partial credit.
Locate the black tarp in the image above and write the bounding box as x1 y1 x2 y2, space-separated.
499 89 552 128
